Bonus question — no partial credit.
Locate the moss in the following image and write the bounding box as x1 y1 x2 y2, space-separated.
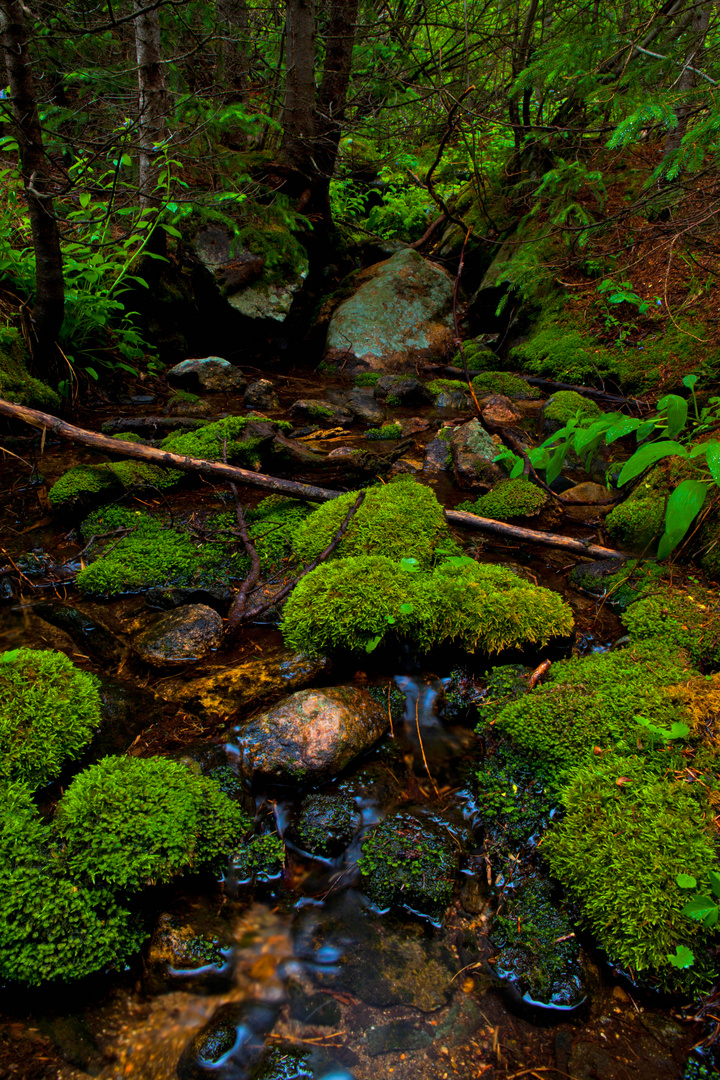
700 514 720 579
458 479 547 521
569 558 665 611
471 371 540 400
280 555 573 656
426 378 468 397
476 745 555 863
111 432 146 444
0 327 60 409
295 792 355 856
491 641 694 774
55 756 251 890
606 490 666 550
452 340 497 370
358 812 460 919
160 415 281 470
75 509 248 597
491 874 584 1008
623 585 720 672
291 476 451 568
543 390 602 425
0 781 144 986
366 423 402 440
0 648 102 791
306 402 334 420
169 388 201 404
543 754 719 982
49 458 181 511
353 372 382 387
229 833 285 883
243 496 314 569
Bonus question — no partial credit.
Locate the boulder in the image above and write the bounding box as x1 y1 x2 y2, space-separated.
231 685 388 782
134 605 224 666
243 379 280 410
324 249 455 373
289 399 353 426
374 375 433 406
423 437 452 473
481 394 523 426
435 389 470 409
344 387 385 423
449 419 505 489
155 647 331 718
167 357 247 393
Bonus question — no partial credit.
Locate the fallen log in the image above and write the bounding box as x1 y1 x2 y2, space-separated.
0 397 625 559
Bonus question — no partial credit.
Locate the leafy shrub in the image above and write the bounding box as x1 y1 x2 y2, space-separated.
55 757 251 890
0 648 102 790
543 755 718 980
458 479 547 520
292 477 451 568
623 586 720 672
489 642 693 773
0 781 143 985
280 555 573 656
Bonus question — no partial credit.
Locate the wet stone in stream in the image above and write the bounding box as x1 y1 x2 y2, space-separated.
134 603 224 666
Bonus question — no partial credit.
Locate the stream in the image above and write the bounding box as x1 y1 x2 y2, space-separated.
0 365 714 1080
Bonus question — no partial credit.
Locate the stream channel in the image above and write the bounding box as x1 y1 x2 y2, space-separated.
0 365 714 1080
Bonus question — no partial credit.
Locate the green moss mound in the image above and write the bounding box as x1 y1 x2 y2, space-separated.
75 508 247 597
55 756 251 890
543 390 602 425
354 372 381 387
0 648 102 791
366 423 402 440
280 555 573 656
426 378 469 397
490 642 693 773
452 340 497 370
459 479 547 521
292 477 450 569
229 833 285 883
471 371 539 400
623 586 720 672
49 456 181 511
0 327 60 409
543 755 718 979
358 812 459 919
0 781 143 985
160 415 288 469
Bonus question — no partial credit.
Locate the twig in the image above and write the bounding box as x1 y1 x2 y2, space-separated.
415 697 439 796
0 547 35 589
387 680 394 738
225 484 261 631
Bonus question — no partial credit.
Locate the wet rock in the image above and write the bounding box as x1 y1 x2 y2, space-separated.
374 375 433 406
287 979 343 1026
134 604 223 666
327 447 363 460
324 249 455 373
177 1000 280 1079
244 379 280 410
145 907 235 994
389 454 424 476
100 415 206 437
561 481 613 505
232 685 388 782
365 1020 433 1056
481 394 523 426
290 399 353 426
90 678 161 758
435 389 470 409
491 874 586 1012
165 396 214 417
144 584 235 610
34 603 121 664
450 419 505 489
167 357 248 393
344 387 385 423
292 791 357 857
251 1046 355 1080
398 416 430 436
156 647 331 718
423 436 452 473
358 811 461 921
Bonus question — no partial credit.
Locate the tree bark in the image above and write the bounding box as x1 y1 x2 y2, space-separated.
0 397 627 560
662 3 710 160
0 0 64 379
216 0 250 104
133 0 167 211
281 0 317 178
313 0 359 198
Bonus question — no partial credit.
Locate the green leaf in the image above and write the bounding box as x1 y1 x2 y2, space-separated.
666 945 694 969
509 457 524 479
683 375 698 390
657 394 689 439
78 191 92 209
656 479 708 559
400 557 420 572
604 416 645 444
0 649 20 664
399 602 414 614
709 871 720 899
364 634 383 653
617 441 687 486
705 442 720 485
546 442 568 486
676 873 697 889
161 224 182 238
681 896 718 922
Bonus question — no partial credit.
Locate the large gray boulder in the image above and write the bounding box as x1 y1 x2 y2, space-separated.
324 249 455 373
450 419 506 489
167 356 247 393
231 685 388 782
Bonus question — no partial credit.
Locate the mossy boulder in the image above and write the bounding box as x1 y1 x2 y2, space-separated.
294 791 356 857
366 422 402 440
358 811 460 920
541 390 602 431
489 641 694 774
0 648 102 791
0 781 143 986
623 585 720 672
471 371 539 400
160 415 288 469
543 754 719 982
449 418 506 489
228 833 285 883
280 555 573 656
0 327 60 409
459 479 547 521
48 453 182 512
292 476 450 569
55 756 251 890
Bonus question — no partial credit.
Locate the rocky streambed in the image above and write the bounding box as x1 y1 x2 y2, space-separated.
0 358 718 1080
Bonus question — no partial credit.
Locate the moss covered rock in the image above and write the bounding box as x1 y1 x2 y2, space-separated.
294 791 356 856
280 555 573 656
541 390 602 431
359 811 460 920
49 452 182 512
160 415 289 469
471 371 539 400
366 422 402 440
543 754 719 981
55 756 251 890
623 585 720 672
459 479 547 521
0 648 102 791
0 327 60 409
228 833 285 883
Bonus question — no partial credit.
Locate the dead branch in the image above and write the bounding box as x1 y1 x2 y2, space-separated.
225 486 261 628
445 508 625 559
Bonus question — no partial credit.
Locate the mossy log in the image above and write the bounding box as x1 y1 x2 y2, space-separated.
0 397 626 559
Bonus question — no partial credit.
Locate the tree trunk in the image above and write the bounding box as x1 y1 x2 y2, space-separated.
133 0 167 211
0 0 64 379
281 0 317 179
216 0 250 104
313 0 359 208
662 3 710 160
